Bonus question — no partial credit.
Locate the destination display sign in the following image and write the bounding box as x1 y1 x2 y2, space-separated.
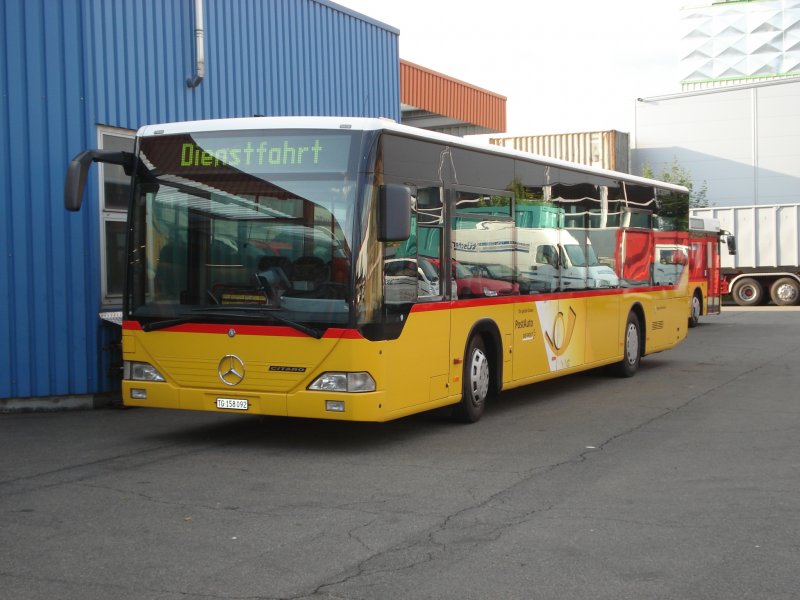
141 132 353 175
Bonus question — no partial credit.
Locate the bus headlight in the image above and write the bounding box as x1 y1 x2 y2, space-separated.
308 372 376 393
124 361 166 382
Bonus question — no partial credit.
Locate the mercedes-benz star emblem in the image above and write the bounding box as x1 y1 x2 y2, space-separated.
218 355 245 386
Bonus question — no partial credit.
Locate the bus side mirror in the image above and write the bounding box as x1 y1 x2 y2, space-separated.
725 233 737 256
64 150 136 211
378 184 411 242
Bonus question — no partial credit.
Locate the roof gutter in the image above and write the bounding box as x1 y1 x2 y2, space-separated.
186 0 205 88
637 75 800 103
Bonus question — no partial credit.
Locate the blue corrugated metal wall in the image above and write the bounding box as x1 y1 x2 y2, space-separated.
0 0 400 401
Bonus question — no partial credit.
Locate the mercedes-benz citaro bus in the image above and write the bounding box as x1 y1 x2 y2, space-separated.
65 116 691 423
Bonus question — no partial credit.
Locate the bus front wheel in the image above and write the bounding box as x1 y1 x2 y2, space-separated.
452 336 490 423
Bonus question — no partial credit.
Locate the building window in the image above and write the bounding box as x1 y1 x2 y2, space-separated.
98 127 135 306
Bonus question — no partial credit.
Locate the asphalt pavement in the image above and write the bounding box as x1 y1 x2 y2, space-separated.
1 307 799 600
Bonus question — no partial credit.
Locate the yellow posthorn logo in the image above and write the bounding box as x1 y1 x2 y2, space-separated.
544 307 577 357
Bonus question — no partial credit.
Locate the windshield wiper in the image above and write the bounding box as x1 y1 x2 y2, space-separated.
141 317 198 332
189 306 324 339
140 308 323 338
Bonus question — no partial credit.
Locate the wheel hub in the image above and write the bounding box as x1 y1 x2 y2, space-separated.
692 297 701 319
776 284 797 303
469 349 490 404
625 323 639 365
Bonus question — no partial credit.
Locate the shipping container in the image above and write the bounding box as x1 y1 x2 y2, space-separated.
489 130 629 173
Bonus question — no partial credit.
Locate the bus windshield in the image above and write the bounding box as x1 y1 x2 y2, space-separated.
127 130 359 331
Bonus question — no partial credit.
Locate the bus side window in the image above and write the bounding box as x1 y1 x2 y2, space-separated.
451 190 516 297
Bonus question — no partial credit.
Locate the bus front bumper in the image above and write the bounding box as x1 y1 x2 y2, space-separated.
122 381 390 421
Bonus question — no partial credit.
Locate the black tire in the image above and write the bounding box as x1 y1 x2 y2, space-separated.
688 292 702 328
731 277 763 306
770 277 800 306
612 312 642 378
452 336 490 423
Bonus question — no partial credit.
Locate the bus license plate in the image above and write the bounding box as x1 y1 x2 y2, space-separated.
216 398 249 411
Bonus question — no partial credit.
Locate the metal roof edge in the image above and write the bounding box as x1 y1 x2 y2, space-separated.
311 0 400 35
400 59 507 100
692 202 800 211
638 75 800 103
136 116 398 136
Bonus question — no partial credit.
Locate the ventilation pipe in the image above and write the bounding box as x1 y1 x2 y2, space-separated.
186 0 205 88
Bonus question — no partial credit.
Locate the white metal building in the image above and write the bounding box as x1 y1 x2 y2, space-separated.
632 0 800 207
633 77 800 207
680 0 800 91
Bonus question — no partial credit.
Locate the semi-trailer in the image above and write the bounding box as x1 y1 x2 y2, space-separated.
692 203 800 307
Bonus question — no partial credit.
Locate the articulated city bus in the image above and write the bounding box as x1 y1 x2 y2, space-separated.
65 117 690 422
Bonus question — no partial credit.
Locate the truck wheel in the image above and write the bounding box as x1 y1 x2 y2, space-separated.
770 277 800 306
731 278 763 306
689 292 702 328
452 336 490 423
611 312 641 378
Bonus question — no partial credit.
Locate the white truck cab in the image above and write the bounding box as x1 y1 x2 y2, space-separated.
518 228 619 291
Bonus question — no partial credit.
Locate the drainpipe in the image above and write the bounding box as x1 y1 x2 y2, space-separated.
186 0 205 88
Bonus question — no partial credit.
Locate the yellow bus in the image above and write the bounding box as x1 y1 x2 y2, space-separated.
65 117 690 422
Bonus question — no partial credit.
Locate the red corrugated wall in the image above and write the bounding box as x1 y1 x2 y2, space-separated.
400 60 506 132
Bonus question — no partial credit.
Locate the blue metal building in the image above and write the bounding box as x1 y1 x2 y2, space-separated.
0 0 400 408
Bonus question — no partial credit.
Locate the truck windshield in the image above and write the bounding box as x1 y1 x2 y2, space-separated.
563 243 600 268
126 130 359 331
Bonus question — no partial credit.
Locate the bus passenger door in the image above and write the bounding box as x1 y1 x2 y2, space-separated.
530 229 587 374
512 299 551 380
584 227 620 364
384 185 451 408
707 239 721 315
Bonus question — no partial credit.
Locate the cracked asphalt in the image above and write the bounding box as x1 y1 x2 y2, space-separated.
2 308 799 600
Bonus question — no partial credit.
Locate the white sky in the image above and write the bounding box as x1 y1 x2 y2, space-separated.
334 0 690 136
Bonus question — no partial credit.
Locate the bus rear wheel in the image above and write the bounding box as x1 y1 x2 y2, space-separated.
689 292 702 328
452 336 490 423
611 312 642 378
770 277 800 306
